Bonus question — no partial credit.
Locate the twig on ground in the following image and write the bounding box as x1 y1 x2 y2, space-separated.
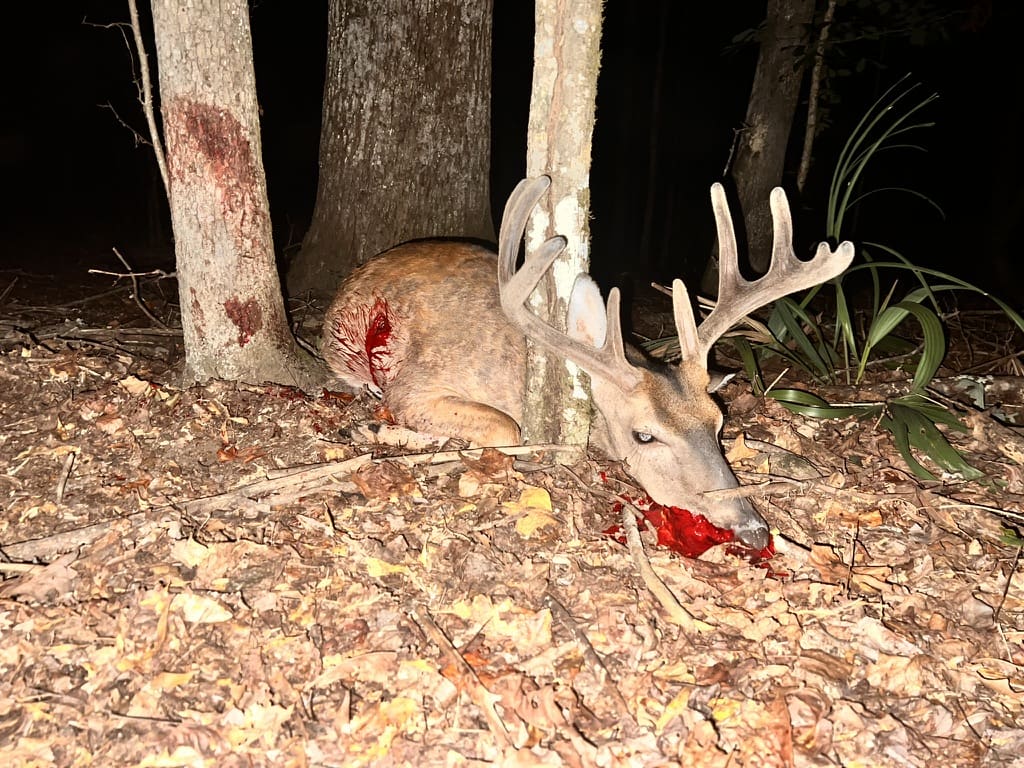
182 447 573 518
0 519 123 562
544 591 635 721
3 447 578 562
619 498 712 634
702 478 809 502
0 562 36 575
88 267 175 281
183 454 374 516
55 451 76 505
994 546 1021 623
49 326 182 338
0 277 17 305
411 606 514 750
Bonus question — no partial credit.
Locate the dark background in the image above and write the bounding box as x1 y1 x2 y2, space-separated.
1 1 1020 303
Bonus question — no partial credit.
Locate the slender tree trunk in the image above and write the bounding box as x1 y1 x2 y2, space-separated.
728 0 816 274
288 0 494 298
521 0 603 446
797 0 838 192
151 0 323 389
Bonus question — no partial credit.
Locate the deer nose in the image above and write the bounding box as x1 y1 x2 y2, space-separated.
733 517 770 550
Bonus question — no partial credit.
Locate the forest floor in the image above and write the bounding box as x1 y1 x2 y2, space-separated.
1 267 1023 767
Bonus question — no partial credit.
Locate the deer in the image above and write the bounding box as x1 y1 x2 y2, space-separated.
322 176 855 549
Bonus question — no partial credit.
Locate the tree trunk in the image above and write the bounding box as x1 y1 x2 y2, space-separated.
728 0 816 274
151 0 324 390
521 0 603 446
797 0 838 193
288 0 494 298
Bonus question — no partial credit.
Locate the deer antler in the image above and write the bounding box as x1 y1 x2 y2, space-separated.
497 177 641 388
674 183 856 366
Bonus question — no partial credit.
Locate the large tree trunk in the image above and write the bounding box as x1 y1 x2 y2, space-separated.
151 0 324 390
288 0 494 298
520 0 603 446
728 0 816 274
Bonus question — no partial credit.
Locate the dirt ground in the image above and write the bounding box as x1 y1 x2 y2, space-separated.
1 270 1023 767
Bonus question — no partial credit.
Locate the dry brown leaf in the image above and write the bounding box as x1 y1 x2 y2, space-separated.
119 375 155 397
95 414 125 435
461 446 516 481
807 542 894 590
3 338 1024 765
971 658 1024 699
170 538 212 569
865 652 928 696
0 551 78 602
170 590 232 623
352 459 419 499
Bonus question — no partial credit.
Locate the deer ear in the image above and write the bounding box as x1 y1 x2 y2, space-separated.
567 275 607 348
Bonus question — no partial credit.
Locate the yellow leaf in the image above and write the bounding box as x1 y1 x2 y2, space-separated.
138 746 206 768
171 591 232 623
709 696 741 723
656 688 692 733
152 670 196 689
365 557 411 578
400 658 437 675
140 585 173 614
652 661 697 683
516 510 558 537
503 486 558 538
323 445 348 461
222 704 294 749
516 486 552 511
377 696 419 727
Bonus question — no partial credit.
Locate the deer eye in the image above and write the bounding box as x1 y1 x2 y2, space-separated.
633 430 655 444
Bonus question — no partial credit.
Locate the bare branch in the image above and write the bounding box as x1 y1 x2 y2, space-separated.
127 0 170 198
96 101 150 147
87 248 172 329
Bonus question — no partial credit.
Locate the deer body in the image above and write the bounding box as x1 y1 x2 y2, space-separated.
323 177 855 549
323 241 527 446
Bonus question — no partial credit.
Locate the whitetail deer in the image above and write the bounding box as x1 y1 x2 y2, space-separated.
323 177 854 549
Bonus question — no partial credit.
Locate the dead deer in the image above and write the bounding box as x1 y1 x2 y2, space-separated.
323 177 854 548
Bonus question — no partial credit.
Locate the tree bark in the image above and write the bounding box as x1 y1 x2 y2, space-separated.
288 0 494 297
729 0 816 274
151 0 324 390
797 0 837 193
521 0 603 446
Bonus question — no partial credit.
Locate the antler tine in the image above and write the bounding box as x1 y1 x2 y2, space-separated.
497 177 641 389
692 183 855 363
671 278 701 361
601 288 636 383
497 176 552 284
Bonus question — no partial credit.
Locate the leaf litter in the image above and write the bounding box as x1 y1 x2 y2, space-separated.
0 313 1022 766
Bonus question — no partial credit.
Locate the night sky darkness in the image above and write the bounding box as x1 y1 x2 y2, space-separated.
1 1 1021 303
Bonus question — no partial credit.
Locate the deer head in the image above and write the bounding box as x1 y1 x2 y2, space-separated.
497 177 855 549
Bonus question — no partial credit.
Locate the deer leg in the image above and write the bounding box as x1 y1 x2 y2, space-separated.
402 395 521 448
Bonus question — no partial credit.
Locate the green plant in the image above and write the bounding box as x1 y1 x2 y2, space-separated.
646 78 1024 481
740 78 1024 480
